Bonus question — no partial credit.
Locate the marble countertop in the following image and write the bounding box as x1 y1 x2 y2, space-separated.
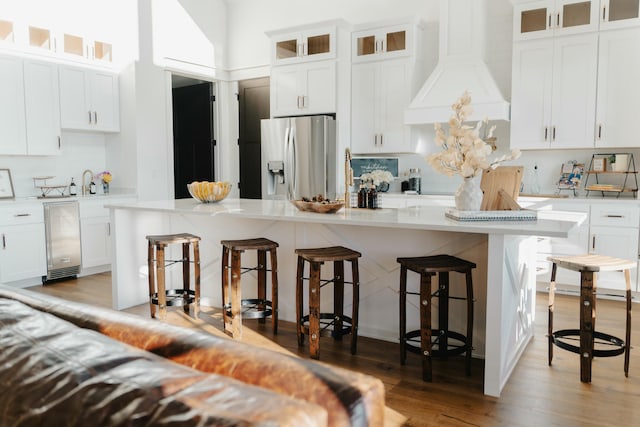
107 198 585 238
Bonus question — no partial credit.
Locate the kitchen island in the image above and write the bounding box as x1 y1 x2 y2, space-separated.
107 198 584 397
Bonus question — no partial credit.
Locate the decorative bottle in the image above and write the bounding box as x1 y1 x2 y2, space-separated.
367 184 378 209
358 184 368 208
531 164 540 194
69 178 77 196
409 168 422 194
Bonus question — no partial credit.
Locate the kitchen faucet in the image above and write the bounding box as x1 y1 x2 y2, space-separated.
82 169 94 195
344 148 353 208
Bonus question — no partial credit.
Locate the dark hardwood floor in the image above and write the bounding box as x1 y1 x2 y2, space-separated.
27 273 640 426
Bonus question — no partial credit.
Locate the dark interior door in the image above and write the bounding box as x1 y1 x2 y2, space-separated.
173 82 215 199
238 77 270 199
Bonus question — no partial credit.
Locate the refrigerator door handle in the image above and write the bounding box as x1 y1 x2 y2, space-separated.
285 126 294 199
288 128 297 199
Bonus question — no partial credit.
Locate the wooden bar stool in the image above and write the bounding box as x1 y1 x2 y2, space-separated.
397 254 475 382
295 246 361 360
146 233 201 319
548 254 634 383
221 238 279 339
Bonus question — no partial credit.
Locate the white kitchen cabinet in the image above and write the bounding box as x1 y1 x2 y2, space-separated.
513 0 599 40
351 58 411 153
510 33 598 149
352 23 414 62
270 61 336 117
0 204 46 284
62 33 113 64
590 220 639 291
600 0 640 30
594 28 640 147
270 25 336 65
0 55 27 155
80 216 111 269
59 65 120 132
24 59 61 155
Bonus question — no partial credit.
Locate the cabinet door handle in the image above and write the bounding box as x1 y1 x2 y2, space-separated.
107 222 111 236
380 40 384 53
88 111 92 124
552 126 556 141
557 13 560 27
592 236 596 250
603 5 607 21
598 124 602 139
2 234 5 249
302 96 306 108
58 136 61 149
14 213 31 217
544 127 548 141
548 13 552 29
380 134 383 146
94 111 98 124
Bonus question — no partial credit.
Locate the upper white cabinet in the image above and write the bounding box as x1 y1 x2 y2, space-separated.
352 23 414 62
62 32 113 64
24 59 61 155
513 0 600 40
0 55 61 156
510 33 598 149
351 59 412 153
59 65 119 132
600 0 640 29
594 27 640 147
0 55 27 155
270 25 336 65
270 61 336 117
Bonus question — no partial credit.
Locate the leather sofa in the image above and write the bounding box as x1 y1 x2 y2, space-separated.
0 285 385 426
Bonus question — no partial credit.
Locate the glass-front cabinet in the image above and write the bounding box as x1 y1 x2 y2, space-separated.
601 0 640 29
271 25 336 64
0 20 14 44
513 0 599 40
352 24 413 61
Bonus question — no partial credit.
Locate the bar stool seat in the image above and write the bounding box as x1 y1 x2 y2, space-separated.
221 238 279 339
397 254 475 382
295 246 361 360
146 233 201 319
548 254 634 383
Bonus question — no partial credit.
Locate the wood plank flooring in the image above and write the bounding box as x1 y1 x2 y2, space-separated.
27 273 640 426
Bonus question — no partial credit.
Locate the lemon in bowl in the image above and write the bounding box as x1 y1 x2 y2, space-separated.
187 181 231 203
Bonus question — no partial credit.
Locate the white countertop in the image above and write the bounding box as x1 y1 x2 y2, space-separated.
107 198 584 238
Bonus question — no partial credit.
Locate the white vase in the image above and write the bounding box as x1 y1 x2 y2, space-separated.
455 177 483 211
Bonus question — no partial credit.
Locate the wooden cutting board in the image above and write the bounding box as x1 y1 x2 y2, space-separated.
480 166 524 211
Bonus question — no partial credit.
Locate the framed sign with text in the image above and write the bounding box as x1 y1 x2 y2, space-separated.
0 169 15 199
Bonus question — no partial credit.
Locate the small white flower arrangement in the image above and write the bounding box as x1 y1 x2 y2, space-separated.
360 169 394 186
427 91 521 179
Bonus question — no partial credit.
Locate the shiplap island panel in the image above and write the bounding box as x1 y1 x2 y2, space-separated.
107 198 584 397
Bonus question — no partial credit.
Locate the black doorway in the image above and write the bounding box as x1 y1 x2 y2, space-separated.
238 77 270 199
172 81 215 199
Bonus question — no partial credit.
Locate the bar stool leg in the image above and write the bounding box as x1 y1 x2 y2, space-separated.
156 244 167 320
350 258 360 355
580 270 596 383
257 249 267 325
296 256 305 346
465 269 474 376
230 249 243 339
221 246 230 329
438 272 450 360
625 268 632 377
334 260 344 341
193 241 200 317
548 263 557 366
399 265 407 365
421 272 433 382
270 248 279 335
147 241 156 318
182 242 191 314
309 261 322 359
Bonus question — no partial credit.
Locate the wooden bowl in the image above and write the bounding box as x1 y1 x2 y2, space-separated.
290 200 344 214
187 181 232 203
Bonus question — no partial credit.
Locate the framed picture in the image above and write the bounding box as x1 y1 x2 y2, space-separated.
592 157 605 172
0 169 15 199
557 163 584 189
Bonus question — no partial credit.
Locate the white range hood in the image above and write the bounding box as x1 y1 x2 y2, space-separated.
405 0 510 124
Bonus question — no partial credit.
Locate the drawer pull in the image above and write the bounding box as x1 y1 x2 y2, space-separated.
605 214 624 218
14 213 31 217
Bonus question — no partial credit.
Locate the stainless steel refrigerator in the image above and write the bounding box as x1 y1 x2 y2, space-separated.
43 201 81 282
261 115 337 201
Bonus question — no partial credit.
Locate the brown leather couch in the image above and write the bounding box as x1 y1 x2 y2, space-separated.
0 285 385 427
